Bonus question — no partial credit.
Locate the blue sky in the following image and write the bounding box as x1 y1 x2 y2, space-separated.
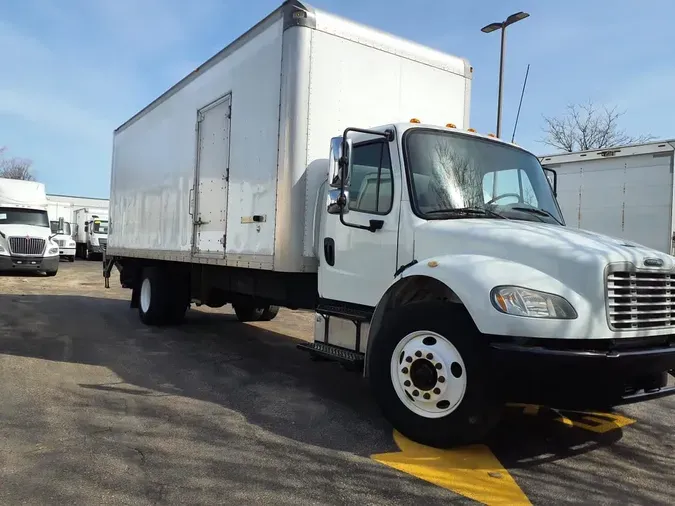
0 0 673 199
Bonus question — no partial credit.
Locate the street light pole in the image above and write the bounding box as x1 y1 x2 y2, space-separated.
481 11 529 138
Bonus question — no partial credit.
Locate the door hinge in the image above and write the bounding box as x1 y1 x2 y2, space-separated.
219 234 226 246
225 168 230 182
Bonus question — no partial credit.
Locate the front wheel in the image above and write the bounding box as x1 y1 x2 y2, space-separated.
368 301 502 449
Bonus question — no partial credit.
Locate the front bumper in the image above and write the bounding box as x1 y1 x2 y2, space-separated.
59 248 75 257
489 334 675 408
0 255 60 272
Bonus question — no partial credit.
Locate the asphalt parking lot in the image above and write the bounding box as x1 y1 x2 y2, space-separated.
1 261 673 505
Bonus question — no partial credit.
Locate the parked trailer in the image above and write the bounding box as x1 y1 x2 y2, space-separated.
103 0 675 448
541 140 675 254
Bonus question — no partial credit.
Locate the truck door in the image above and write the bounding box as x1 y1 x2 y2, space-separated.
318 136 401 309
192 94 232 256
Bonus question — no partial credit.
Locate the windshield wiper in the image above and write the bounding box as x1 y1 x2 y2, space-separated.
426 207 507 219
511 206 563 225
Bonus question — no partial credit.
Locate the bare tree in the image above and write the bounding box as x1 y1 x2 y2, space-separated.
541 101 655 152
0 147 35 181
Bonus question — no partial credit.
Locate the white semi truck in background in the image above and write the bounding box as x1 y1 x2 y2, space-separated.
0 177 60 275
103 0 675 448
47 200 76 262
541 140 675 254
73 207 109 260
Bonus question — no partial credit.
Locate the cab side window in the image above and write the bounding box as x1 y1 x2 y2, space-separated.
348 141 393 214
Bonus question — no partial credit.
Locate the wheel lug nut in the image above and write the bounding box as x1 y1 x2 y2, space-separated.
405 356 413 363
401 367 409 374
439 376 446 383
433 387 441 394
415 351 422 358
435 363 442 370
404 380 411 387
412 390 419 397
426 353 433 360
423 393 430 400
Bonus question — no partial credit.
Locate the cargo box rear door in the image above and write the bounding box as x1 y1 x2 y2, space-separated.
192 94 231 256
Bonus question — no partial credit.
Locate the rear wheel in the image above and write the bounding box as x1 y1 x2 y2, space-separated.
368 300 502 448
259 305 279 321
233 304 265 322
138 266 189 326
234 303 279 322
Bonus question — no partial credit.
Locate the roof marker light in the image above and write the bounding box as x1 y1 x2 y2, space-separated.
446 123 456 128
467 128 476 133
410 118 421 123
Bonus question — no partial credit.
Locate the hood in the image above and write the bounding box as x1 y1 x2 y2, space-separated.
0 223 53 240
414 219 674 296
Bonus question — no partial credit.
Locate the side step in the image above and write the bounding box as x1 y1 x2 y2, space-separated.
297 342 364 371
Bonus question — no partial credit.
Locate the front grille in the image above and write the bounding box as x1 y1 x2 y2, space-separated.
99 238 107 249
8 237 46 256
607 271 674 330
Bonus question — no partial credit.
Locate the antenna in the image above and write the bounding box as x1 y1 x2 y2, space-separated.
511 63 530 143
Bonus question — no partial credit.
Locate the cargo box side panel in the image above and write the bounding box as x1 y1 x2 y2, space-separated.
109 17 283 259
622 153 673 253
302 28 470 258
555 153 673 253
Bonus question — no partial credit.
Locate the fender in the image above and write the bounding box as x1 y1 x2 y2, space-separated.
365 254 595 374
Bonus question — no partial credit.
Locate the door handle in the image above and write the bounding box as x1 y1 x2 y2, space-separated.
323 238 335 266
188 188 194 216
194 217 210 226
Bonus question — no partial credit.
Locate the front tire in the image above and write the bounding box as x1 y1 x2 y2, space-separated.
45 270 58 277
368 301 502 449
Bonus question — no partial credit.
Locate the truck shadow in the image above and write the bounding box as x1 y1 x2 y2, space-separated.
0 293 670 504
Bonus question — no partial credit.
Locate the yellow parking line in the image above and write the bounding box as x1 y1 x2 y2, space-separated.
371 431 531 505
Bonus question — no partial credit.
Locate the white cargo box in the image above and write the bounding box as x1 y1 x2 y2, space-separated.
541 140 675 254
108 0 473 273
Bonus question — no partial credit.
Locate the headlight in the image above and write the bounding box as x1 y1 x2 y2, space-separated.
49 247 59 255
490 286 577 319
68 241 76 247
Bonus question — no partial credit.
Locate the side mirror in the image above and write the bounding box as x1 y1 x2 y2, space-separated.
58 217 65 233
327 189 349 215
328 136 353 188
543 167 558 197
84 224 89 232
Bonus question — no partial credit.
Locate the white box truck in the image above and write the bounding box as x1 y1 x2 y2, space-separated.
540 140 675 254
47 200 76 262
103 0 675 448
0 177 60 275
73 207 109 260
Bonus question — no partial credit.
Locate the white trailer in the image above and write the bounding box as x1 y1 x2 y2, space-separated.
103 0 675 448
540 140 675 254
73 207 109 260
46 200 76 261
0 177 60 275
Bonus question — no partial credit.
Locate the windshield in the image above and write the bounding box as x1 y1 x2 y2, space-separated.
93 220 108 234
403 130 564 225
0 207 50 227
50 221 72 235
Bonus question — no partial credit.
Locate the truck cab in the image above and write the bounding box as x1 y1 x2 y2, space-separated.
0 178 60 276
310 121 675 447
74 208 109 260
50 219 76 262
